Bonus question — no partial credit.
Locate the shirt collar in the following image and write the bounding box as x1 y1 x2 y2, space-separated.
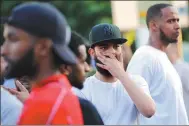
32 74 68 90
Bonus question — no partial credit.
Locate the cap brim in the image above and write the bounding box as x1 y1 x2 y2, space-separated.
91 38 127 47
53 44 77 65
1 16 77 65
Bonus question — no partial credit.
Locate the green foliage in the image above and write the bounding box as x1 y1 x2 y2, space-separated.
1 0 188 45
1 0 112 44
51 1 112 40
182 28 189 43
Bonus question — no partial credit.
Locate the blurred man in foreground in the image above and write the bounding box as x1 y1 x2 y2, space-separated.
6 31 104 125
166 43 189 121
1 2 83 124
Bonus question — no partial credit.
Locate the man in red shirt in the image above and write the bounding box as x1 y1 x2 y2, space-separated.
1 2 83 125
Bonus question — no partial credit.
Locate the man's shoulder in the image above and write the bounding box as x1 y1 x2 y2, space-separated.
128 46 159 71
83 75 96 86
78 97 94 108
131 46 159 62
83 75 105 90
29 82 72 104
135 45 152 54
78 97 104 125
134 45 163 58
32 80 71 94
78 97 98 115
85 75 95 81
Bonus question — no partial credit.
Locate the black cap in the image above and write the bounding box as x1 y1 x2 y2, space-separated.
1 2 77 65
89 23 127 47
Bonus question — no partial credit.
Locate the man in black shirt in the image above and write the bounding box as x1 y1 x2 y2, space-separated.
59 31 104 125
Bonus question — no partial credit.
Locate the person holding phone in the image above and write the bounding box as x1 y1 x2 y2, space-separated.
1 2 83 124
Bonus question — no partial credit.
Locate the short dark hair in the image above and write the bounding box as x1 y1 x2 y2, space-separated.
69 31 88 57
85 44 91 65
146 3 172 28
53 31 88 69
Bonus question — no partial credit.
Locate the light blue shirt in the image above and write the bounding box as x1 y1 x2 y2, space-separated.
3 78 16 89
1 87 23 125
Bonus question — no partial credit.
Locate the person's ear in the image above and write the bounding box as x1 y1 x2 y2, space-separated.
84 61 91 72
34 38 52 57
88 47 95 58
149 20 159 32
59 64 72 75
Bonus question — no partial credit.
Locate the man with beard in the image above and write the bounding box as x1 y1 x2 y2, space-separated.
74 23 156 125
6 31 104 125
60 31 104 125
1 55 23 125
127 3 188 124
1 2 83 125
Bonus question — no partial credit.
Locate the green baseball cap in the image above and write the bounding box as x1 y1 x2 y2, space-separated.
89 23 127 47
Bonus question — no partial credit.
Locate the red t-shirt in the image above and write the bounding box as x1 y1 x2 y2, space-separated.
17 74 83 125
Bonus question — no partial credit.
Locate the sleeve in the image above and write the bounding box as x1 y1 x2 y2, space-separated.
129 74 151 96
78 97 104 125
127 51 157 87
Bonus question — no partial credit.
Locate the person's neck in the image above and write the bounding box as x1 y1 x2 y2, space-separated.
95 71 117 83
148 34 168 52
30 61 61 87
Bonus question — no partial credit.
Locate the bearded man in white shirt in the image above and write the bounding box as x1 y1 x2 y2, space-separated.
127 3 188 125
74 23 156 125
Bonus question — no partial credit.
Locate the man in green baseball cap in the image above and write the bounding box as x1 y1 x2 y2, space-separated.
74 23 156 125
89 23 127 48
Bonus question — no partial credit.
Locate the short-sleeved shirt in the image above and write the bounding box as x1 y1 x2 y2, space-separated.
17 74 83 125
73 74 150 125
1 87 23 125
127 45 188 125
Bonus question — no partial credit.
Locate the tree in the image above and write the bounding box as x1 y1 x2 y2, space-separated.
0 0 112 45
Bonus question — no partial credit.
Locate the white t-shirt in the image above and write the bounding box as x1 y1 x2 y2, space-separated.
127 45 188 125
1 87 23 125
73 74 151 125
